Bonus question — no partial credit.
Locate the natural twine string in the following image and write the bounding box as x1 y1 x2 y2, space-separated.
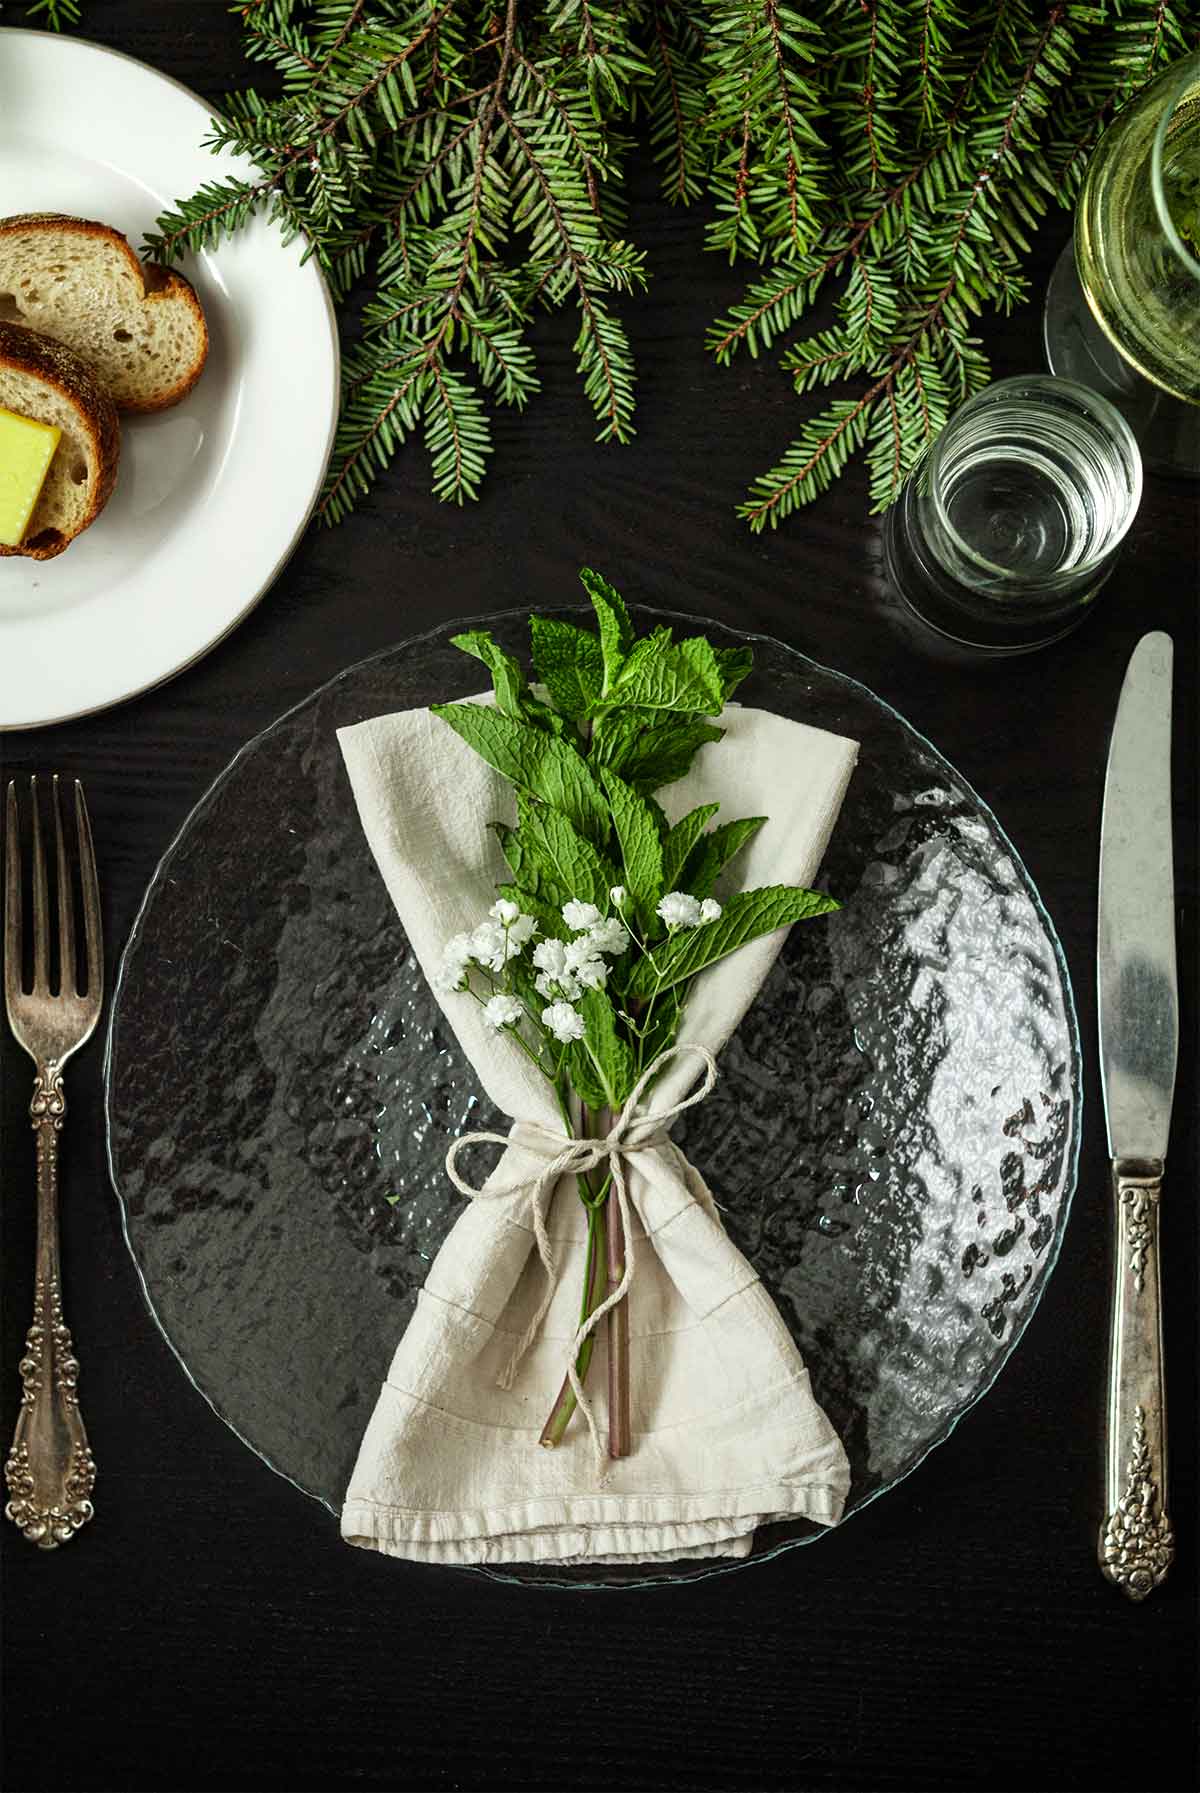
444 1043 719 1470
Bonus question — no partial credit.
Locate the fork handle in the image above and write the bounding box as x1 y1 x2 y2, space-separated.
5 1062 96 1548
1099 1157 1173 1600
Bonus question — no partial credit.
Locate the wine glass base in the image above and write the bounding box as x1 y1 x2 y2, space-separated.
882 483 1103 656
1043 241 1200 479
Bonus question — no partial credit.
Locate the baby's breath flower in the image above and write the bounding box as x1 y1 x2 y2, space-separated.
507 912 537 949
490 898 521 924
482 993 524 1029
609 885 626 907
562 899 602 932
532 938 580 1000
563 936 607 989
699 898 722 924
532 939 568 978
588 917 629 956
535 971 581 1000
471 909 535 971
542 1000 586 1044
469 920 508 972
657 891 703 929
435 932 474 991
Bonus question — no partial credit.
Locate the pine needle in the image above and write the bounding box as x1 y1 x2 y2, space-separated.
137 0 1199 524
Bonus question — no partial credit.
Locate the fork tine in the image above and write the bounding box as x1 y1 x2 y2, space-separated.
4 781 20 1005
75 781 102 1000
30 775 49 996
53 775 76 997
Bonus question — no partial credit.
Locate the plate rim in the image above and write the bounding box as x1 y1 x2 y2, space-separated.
103 605 1084 1589
0 25 340 732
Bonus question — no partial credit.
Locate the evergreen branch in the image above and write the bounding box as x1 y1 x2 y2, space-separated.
318 355 428 524
512 49 604 214
651 1 690 203
152 0 1200 521
23 0 81 28
498 98 639 440
765 0 806 250
312 0 368 78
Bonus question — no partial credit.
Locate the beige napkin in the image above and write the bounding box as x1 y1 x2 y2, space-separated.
337 696 857 1566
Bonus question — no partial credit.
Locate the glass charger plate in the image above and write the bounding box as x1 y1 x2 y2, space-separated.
105 609 1081 1588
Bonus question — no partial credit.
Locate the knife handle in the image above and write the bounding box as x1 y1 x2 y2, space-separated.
1099 1158 1173 1601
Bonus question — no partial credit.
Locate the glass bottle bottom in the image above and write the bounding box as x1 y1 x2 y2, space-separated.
882 480 1105 655
1043 241 1200 480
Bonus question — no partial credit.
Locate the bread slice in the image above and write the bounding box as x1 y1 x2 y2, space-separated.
0 321 119 559
0 213 208 413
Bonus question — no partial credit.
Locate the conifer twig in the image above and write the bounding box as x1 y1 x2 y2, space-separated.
142 0 1198 522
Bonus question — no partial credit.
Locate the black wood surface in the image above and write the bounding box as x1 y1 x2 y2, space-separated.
2 10 1196 1792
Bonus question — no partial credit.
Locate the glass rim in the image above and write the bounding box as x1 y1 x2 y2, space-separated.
1151 49 1200 286
924 374 1144 586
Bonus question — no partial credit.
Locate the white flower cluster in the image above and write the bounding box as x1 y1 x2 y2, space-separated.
657 891 721 929
437 883 719 1049
532 897 633 1040
435 897 538 993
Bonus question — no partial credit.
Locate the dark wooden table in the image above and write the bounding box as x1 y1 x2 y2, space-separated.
2 10 1196 1792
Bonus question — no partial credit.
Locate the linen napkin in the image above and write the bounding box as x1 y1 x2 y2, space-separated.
337 696 858 1566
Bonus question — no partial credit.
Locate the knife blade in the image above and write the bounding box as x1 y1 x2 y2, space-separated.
1096 630 1176 1602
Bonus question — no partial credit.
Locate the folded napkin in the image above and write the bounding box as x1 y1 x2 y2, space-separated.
337 696 858 1566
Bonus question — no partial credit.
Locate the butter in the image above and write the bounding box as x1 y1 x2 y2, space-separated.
0 406 61 547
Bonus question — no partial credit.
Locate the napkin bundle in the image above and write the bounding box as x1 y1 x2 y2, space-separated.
337 696 857 1566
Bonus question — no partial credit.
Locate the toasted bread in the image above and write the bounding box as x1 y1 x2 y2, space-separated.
0 321 119 559
0 213 208 413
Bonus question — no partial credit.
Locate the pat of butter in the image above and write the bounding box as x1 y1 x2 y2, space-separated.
0 406 61 547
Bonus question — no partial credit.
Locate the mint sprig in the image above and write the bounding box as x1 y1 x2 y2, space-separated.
431 570 839 1111
428 570 841 1452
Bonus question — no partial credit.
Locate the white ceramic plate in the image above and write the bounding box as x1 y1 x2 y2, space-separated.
0 29 339 729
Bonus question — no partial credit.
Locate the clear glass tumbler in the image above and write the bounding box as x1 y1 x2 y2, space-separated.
883 375 1143 653
1043 48 1200 477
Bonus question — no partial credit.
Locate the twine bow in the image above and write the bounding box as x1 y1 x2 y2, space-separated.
444 1043 719 1467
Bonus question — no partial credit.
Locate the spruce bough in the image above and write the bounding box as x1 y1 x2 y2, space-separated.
136 0 1197 526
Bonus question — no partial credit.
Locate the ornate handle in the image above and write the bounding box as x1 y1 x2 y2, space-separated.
1099 1158 1172 1600
4 1066 95 1548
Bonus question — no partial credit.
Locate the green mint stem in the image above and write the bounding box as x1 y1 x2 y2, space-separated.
539 1197 607 1448
606 1183 631 1459
539 1104 608 1449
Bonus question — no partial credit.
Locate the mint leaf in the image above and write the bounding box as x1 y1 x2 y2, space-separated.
564 1040 609 1114
432 703 608 843
491 820 522 880
516 800 616 911
600 767 664 927
579 568 634 692
529 616 604 721
519 694 571 738
574 986 637 1109
608 632 724 716
660 803 720 891
450 631 527 719
682 815 767 897
644 793 671 841
714 646 753 701
591 712 724 793
452 630 572 737
629 884 840 1000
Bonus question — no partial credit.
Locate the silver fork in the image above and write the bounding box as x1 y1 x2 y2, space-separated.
4 776 102 1548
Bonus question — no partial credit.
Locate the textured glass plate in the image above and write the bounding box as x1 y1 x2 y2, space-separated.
105 610 1082 1589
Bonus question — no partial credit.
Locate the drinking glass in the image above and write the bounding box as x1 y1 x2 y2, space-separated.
883 375 1142 653
1043 48 1200 476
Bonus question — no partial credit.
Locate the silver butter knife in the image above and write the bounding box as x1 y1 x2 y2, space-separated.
1097 631 1177 1601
